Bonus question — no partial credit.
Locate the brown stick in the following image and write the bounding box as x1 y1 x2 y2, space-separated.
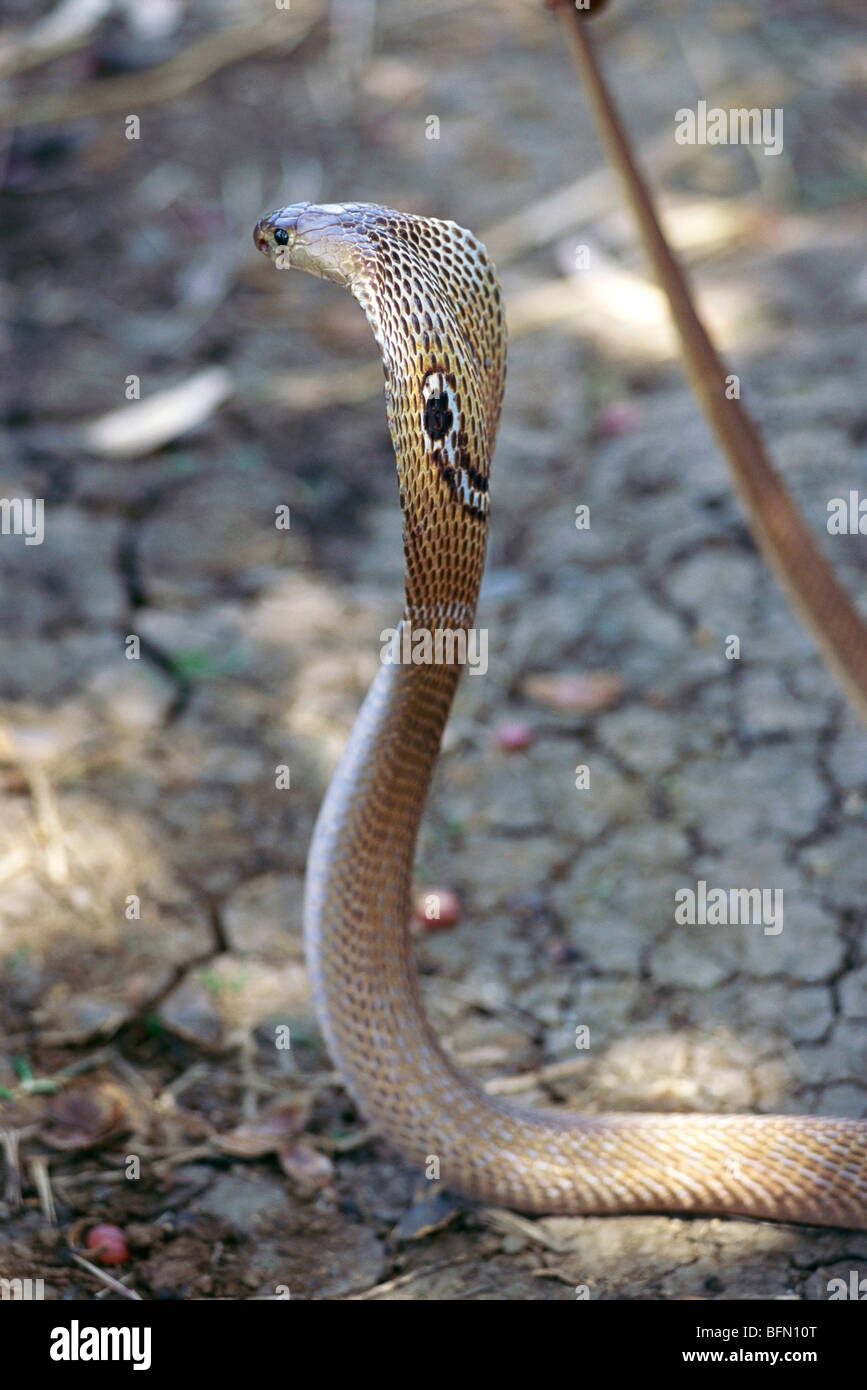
553 1 867 722
1 9 320 128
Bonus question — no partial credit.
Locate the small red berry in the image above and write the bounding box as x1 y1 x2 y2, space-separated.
85 1224 129 1265
493 720 534 752
413 887 462 930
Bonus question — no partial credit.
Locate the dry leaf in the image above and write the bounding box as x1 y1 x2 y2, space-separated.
42 1081 132 1151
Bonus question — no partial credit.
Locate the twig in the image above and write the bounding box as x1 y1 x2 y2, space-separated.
323 1125 378 1155
53 1140 215 1189
158 1060 211 1103
151 1142 215 1173
26 765 69 885
0 845 31 886
347 1257 474 1299
484 1055 590 1096
2 6 322 128
551 1 867 724
52 1166 131 1189
0 0 113 80
1 1127 23 1209
237 1030 261 1124
29 1154 57 1225
70 1251 143 1300
477 1206 569 1251
106 1049 155 1102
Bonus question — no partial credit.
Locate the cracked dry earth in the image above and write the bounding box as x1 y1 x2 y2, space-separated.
2 0 867 1299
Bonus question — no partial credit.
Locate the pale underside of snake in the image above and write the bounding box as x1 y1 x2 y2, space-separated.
253 202 867 1230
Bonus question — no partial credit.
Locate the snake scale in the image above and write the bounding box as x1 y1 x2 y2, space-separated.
254 202 867 1229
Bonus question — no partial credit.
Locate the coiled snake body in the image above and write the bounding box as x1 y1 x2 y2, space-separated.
254 202 867 1228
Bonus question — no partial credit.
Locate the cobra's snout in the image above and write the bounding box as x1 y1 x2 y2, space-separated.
253 221 271 257
252 204 315 266
253 209 300 262
252 202 365 289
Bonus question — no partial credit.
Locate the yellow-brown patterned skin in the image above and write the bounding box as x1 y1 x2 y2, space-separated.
255 203 867 1226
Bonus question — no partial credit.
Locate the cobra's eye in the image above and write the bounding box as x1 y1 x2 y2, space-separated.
274 228 289 246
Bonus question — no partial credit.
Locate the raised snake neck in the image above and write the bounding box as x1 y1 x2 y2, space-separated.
254 202 867 1228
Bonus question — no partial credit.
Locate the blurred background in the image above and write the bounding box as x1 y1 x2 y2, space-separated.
1 0 866 1300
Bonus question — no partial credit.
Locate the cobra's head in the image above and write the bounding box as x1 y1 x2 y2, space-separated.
252 200 505 432
253 199 508 625
253 202 375 289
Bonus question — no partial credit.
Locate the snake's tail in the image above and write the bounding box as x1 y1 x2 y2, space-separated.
304 654 867 1230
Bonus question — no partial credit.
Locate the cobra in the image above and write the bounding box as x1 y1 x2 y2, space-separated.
254 202 867 1228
